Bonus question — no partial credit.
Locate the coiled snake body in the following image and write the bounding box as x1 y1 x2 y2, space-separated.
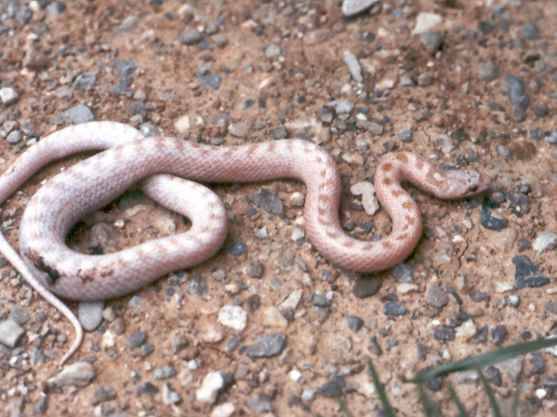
0 121 489 365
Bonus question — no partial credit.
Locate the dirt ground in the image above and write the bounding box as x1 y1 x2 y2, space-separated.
1 0 557 416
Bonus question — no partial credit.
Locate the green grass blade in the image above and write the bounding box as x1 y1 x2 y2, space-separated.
410 337 557 383
368 359 397 417
417 383 443 417
447 382 469 417
478 369 502 417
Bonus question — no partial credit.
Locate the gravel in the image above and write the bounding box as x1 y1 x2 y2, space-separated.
0 319 24 348
512 255 551 289
341 0 380 17
384 301 407 317
532 231 557 253
343 50 363 83
0 87 19 105
250 189 284 215
244 333 286 358
218 305 248 331
47 362 96 388
353 278 382 298
420 31 444 52
479 61 500 81
179 30 204 45
504 74 529 122
78 301 104 331
56 104 95 125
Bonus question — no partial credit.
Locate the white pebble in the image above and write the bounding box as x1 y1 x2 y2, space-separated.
217 305 247 331
196 371 225 404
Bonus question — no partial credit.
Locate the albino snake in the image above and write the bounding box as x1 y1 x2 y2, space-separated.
0 121 490 365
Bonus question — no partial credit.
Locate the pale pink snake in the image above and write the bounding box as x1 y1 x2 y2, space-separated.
0 121 489 365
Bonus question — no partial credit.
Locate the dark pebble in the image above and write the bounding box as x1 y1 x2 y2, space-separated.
391 263 414 283
244 333 286 358
228 241 247 256
504 75 529 122
384 302 407 317
186 274 208 296
470 290 490 303
128 330 146 348
353 277 382 298
398 128 413 142
249 189 284 215
246 261 264 279
92 386 117 405
512 255 551 289
247 395 273 413
345 315 364 332
480 202 508 231
426 283 449 309
420 31 444 52
530 128 544 140
473 325 489 344
485 366 502 386
491 325 508 346
533 105 548 119
137 381 159 395
73 72 97 90
425 375 443 392
271 126 288 140
521 22 539 40
178 30 204 45
529 352 545 375
432 325 455 342
508 192 529 216
197 72 222 90
318 375 346 398
311 293 331 308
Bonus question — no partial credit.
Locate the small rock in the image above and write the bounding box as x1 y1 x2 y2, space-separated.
47 362 96 387
57 104 95 125
433 325 455 342
398 128 413 142
420 31 444 52
6 129 22 144
350 182 378 215
279 289 303 314
291 227 305 241
341 0 379 17
504 75 529 122
246 261 264 279
479 61 500 81
247 395 273 413
211 402 235 417
533 231 557 253
311 293 331 308
46 1 65 16
154 366 177 380
413 12 442 35
343 50 363 83
384 302 407 317
227 241 247 256
162 383 181 404
73 72 96 90
332 99 353 115
290 192 305 207
78 301 104 331
179 30 204 45
0 87 19 105
0 319 24 348
92 386 117 405
128 330 146 348
228 121 250 138
392 263 414 283
250 189 283 215
318 375 346 398
521 22 539 40
426 283 449 309
513 255 551 289
218 305 247 331
353 278 382 298
271 125 288 140
196 371 225 404
480 203 508 231
264 44 282 59
491 325 508 346
262 306 288 328
245 333 286 358
456 320 477 339
346 315 364 332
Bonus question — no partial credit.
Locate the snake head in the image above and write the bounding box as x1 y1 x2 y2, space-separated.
440 169 491 199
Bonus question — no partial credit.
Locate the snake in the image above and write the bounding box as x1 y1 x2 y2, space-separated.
0 121 490 366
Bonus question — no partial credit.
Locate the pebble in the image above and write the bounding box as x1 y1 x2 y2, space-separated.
433 325 455 342
92 386 117 405
521 22 539 40
318 375 346 397
128 330 146 348
426 283 449 308
264 44 282 59
343 50 363 83
413 12 442 35
398 128 413 142
46 1 65 16
246 261 264 279
384 302 407 317
353 278 382 298
351 182 378 216
10 306 30 326
504 75 529 122
420 31 444 52
0 319 24 348
279 289 303 314
545 131 557 145
291 227 305 241
211 402 235 417
250 189 283 215
57 104 95 125
227 241 247 256
73 72 96 90
47 362 96 387
262 306 288 328
491 325 508 345
480 203 508 231
0 87 19 105
247 395 273 413
533 231 557 253
244 333 286 358
228 121 250 138
341 0 379 17
479 61 499 81
154 366 177 380
312 293 331 308
290 192 305 207
196 371 225 404
345 315 364 332
6 129 22 144
161 383 181 404
512 255 551 289
78 301 104 331
179 30 204 45
218 305 247 331
456 320 477 339
271 125 288 140
332 99 353 115
392 263 414 283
